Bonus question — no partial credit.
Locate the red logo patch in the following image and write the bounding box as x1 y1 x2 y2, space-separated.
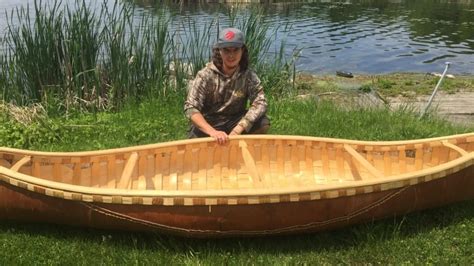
225 31 235 40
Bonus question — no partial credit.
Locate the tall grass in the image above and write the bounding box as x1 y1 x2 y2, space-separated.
0 0 295 111
4 0 66 103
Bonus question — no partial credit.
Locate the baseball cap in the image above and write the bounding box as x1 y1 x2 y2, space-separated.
214 28 245 48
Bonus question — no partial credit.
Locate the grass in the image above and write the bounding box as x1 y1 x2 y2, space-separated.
1 94 472 151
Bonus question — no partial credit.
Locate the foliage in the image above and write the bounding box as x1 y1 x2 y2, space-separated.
0 0 296 110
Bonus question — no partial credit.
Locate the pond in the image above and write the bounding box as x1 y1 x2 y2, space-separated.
1 0 474 75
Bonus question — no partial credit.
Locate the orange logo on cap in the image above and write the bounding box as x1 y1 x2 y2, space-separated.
225 31 235 40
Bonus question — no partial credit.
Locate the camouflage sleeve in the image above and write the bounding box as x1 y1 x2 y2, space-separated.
238 71 267 132
184 72 207 120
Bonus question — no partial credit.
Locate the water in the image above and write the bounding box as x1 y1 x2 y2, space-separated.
1 0 474 74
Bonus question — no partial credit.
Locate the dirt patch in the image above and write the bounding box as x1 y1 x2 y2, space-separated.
295 73 474 126
388 91 474 126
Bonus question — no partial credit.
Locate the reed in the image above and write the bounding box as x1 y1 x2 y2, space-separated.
171 18 215 90
0 0 295 111
4 0 63 103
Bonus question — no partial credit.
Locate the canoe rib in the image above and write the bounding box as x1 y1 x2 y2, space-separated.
343 144 382 178
10 156 31 172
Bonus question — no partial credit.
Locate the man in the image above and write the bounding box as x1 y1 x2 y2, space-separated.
184 27 270 144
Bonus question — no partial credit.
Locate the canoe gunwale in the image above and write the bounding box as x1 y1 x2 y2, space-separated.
1 133 473 157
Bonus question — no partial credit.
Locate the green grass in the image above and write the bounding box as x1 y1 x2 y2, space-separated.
1 95 471 151
0 200 473 264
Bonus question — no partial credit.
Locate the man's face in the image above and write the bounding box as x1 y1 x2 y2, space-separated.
219 47 243 71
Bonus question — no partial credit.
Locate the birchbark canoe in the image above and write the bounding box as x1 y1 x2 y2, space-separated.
0 133 473 237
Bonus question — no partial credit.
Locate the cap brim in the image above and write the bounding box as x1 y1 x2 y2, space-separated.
214 42 244 49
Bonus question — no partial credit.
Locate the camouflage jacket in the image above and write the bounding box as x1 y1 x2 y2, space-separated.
184 62 267 132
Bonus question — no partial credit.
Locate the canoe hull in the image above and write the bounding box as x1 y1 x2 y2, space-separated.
1 164 472 237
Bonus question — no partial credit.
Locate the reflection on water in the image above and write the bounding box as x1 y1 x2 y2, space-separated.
1 0 474 74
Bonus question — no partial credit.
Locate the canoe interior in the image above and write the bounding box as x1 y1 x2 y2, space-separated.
1 135 473 191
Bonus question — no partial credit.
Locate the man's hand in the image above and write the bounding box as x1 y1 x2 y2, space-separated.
210 130 229 145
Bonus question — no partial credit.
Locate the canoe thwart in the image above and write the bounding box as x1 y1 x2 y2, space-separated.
343 144 382 178
10 156 31 172
117 152 138 189
441 140 468 156
239 140 261 184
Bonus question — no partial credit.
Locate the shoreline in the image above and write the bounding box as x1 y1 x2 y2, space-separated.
294 72 474 126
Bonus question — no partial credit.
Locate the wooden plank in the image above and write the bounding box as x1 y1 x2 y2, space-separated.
137 152 147 190
106 155 116 189
32 160 42 179
190 146 200 190
228 144 238 189
97 158 108 188
239 140 262 188
212 146 222 190
0 158 11 168
344 144 382 178
174 148 184 190
269 142 278 188
442 140 468 156
276 140 285 186
345 149 362 181
398 147 407 174
290 141 299 178
80 157 92 187
254 142 265 186
72 158 81 186
153 152 163 190
196 145 207 190
431 145 441 167
145 154 155 190
415 144 424 171
117 152 138 189
10 156 31 172
336 146 344 179
181 147 193 190
205 146 215 189
312 146 323 183
91 159 100 187
260 140 271 188
321 143 330 181
305 142 314 184
161 152 172 190
383 151 392 176
220 145 230 189
169 149 178 190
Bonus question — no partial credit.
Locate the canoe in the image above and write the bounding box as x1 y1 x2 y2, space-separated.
0 133 473 237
